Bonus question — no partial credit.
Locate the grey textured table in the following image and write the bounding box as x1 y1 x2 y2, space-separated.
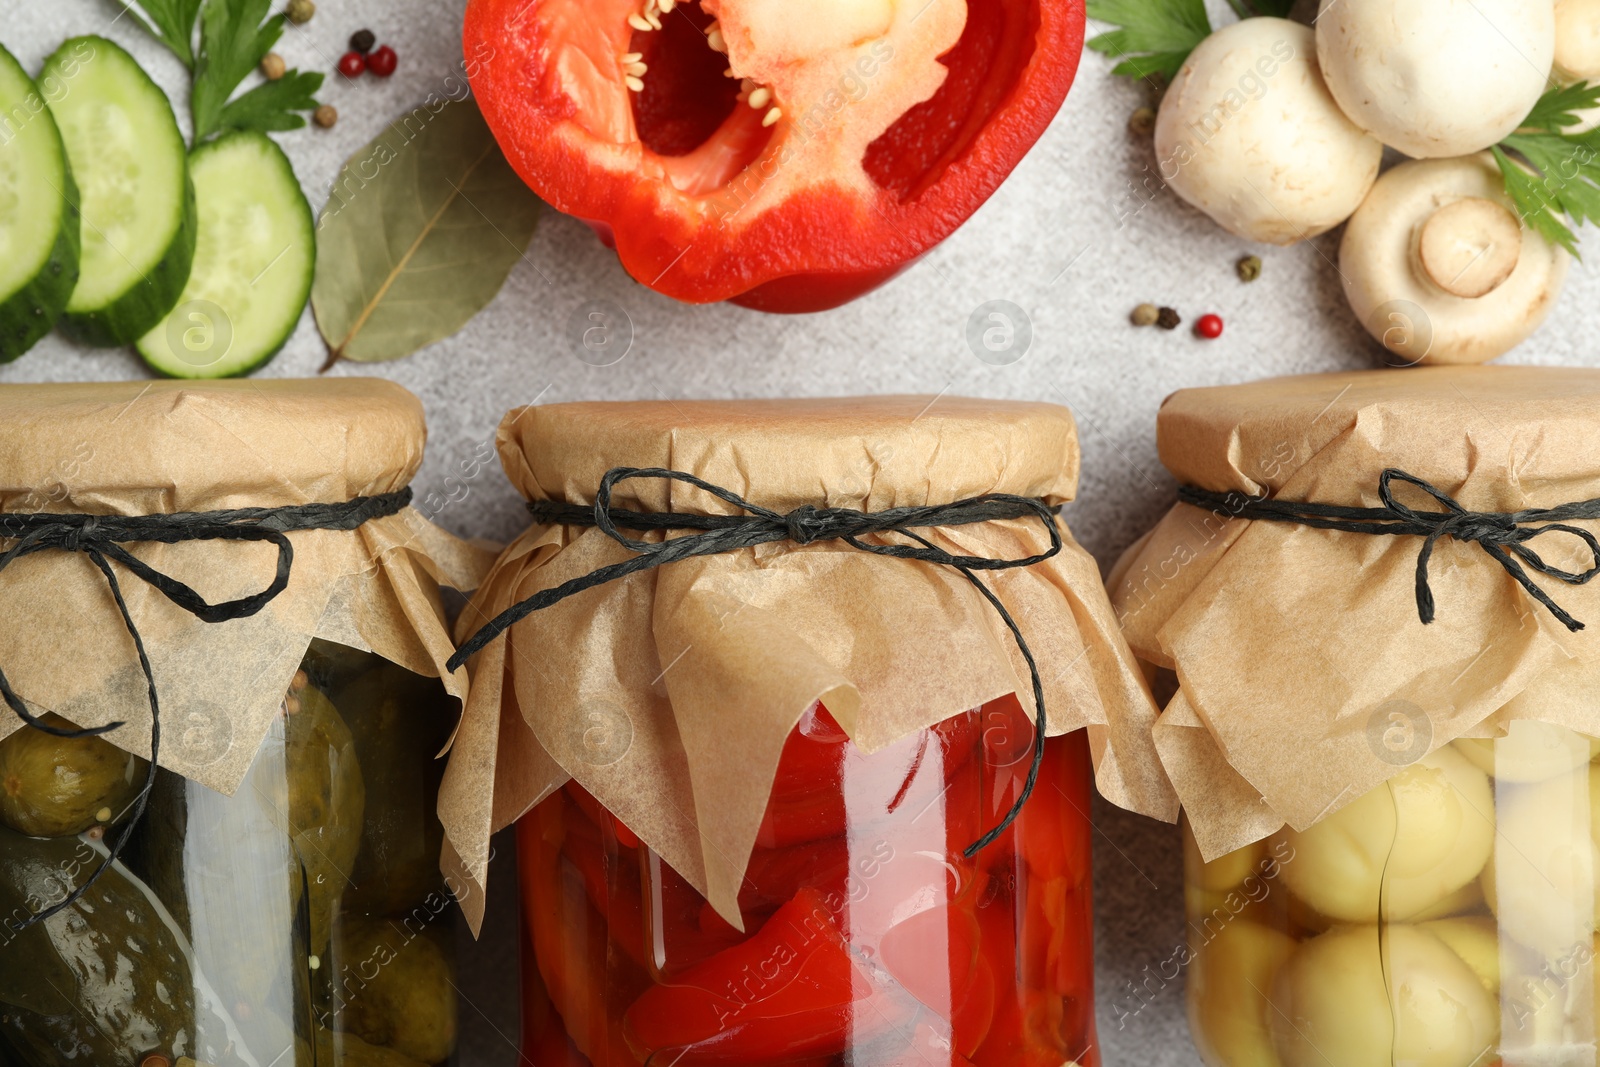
6 0 1598 1063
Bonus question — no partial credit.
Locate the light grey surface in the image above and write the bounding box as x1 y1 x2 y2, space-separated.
5 1 1599 1064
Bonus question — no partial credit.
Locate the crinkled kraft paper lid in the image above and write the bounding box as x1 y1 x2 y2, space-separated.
1111 366 1600 860
0 379 493 805
0 378 425 513
440 395 1170 931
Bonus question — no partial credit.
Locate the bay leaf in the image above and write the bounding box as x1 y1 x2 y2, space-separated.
312 97 541 366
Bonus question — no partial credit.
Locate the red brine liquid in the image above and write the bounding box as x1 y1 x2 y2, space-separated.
517 697 1099 1066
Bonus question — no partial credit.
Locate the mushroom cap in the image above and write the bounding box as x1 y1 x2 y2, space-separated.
1339 154 1569 365
1556 0 1600 81
1154 18 1383 246
1317 0 1555 158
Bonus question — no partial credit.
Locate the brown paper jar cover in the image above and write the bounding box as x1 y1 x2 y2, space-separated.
438 395 1170 929
0 379 496 797
1110 366 1600 860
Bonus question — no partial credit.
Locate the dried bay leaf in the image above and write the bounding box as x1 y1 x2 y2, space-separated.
312 98 541 366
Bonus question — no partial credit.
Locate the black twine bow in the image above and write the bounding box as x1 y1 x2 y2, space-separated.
1179 469 1600 632
0 488 412 929
448 467 1064 858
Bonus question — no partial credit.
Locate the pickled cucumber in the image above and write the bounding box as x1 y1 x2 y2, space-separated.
0 714 147 837
335 663 453 917
330 916 457 1064
284 682 366 952
0 828 197 1065
317 1025 430 1067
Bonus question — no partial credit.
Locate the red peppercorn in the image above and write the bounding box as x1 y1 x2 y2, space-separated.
1195 313 1224 339
367 45 398 77
337 50 365 78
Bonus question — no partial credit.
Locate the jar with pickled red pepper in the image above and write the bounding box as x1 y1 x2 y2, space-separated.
1110 368 1600 1067
0 381 494 1067
437 396 1169 1067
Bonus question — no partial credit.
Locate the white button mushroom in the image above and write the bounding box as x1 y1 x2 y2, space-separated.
1556 0 1600 82
1340 154 1569 365
1277 746 1494 923
1153 18 1383 245
1555 0 1600 133
1269 924 1500 1067
1316 0 1556 159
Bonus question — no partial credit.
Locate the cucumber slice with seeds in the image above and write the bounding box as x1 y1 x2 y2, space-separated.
0 43 79 362
136 132 314 378
41 36 195 347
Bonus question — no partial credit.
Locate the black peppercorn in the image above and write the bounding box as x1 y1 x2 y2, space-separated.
1156 307 1182 331
349 28 377 54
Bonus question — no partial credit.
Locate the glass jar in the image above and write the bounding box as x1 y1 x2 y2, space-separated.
1185 721 1600 1067
0 640 461 1067
517 697 1099 1067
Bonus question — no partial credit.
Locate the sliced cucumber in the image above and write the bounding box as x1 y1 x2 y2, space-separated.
137 132 314 378
0 43 80 362
41 36 195 347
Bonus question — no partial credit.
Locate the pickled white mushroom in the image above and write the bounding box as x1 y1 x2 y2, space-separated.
1278 747 1494 922
1340 155 1569 365
1483 763 1600 958
1407 879 1487 922
1420 917 1501 996
1453 721 1600 783
1154 18 1382 245
1269 925 1500 1067
1190 920 1296 1067
1316 0 1556 158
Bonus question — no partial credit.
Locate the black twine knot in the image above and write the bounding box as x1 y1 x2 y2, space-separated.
448 466 1066 858
0 488 412 931
1179 469 1600 633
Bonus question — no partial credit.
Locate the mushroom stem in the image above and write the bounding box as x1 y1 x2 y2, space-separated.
1417 198 1523 300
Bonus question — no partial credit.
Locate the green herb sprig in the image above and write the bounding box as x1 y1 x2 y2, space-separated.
1086 0 1212 83
1086 0 1296 84
1492 81 1600 258
117 0 323 144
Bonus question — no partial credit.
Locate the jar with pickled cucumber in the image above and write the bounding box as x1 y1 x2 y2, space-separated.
1108 368 1600 1067
0 379 491 1067
0 642 462 1067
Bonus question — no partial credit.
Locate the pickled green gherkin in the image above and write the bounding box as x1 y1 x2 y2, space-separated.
336 663 453 917
316 1025 431 1067
302 638 383 697
328 916 457 1064
0 828 197 1066
0 714 147 837
284 681 367 953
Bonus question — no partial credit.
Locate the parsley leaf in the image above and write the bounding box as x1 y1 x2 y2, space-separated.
1087 0 1213 83
115 0 204 67
190 0 319 143
1494 81 1600 259
1521 81 1600 132
217 69 324 133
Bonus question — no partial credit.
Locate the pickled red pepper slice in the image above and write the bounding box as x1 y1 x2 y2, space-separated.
623 887 879 1062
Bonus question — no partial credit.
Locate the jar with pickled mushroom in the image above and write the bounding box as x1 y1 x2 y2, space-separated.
1110 369 1600 1067
0 381 493 1067
438 397 1169 1066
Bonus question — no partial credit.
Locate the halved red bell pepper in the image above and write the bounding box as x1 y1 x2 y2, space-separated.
464 0 1086 311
